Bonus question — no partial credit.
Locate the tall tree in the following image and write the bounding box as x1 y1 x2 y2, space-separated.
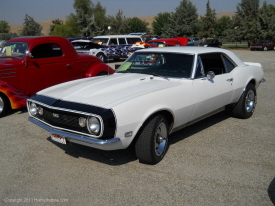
126 17 148 34
20 14 43 36
216 16 232 36
152 12 171 36
198 0 217 38
162 0 199 38
259 1 275 41
233 0 261 46
94 2 107 29
0 20 10 33
49 19 64 34
106 10 129 34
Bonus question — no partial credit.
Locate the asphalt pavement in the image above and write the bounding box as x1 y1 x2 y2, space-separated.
1 49 274 206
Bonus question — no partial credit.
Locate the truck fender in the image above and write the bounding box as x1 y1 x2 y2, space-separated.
0 81 28 109
85 63 115 77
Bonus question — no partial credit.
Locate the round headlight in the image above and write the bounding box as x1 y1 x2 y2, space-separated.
29 103 38 116
38 107 43 115
87 116 100 134
79 117 86 127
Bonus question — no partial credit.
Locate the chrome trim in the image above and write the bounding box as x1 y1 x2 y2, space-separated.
29 117 120 146
27 100 104 138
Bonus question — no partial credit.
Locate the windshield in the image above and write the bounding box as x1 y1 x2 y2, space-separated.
148 42 166 47
0 42 28 59
117 52 194 78
91 38 109 45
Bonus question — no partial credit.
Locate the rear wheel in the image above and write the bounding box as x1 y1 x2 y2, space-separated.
232 84 256 119
0 93 10 117
135 115 169 165
263 47 268 51
96 53 107 62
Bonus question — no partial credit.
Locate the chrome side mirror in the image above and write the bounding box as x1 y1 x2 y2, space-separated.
28 52 34 58
207 71 215 80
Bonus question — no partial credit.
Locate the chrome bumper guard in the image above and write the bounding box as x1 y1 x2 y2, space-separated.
29 117 121 149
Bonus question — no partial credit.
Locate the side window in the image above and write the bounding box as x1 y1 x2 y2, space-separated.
109 38 118 45
222 55 236 73
118 38 126 45
126 38 141 44
31 43 63 59
199 53 226 75
194 56 205 78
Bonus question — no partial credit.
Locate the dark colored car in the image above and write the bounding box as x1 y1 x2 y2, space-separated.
200 39 222 48
250 40 275 51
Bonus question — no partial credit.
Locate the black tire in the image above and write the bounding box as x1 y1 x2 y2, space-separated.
0 93 10 117
232 84 256 119
96 53 107 62
97 72 108 76
135 115 169 165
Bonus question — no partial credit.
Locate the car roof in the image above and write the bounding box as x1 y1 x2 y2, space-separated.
93 35 142 38
135 46 245 66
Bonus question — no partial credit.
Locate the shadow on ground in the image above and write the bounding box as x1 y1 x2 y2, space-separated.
268 177 275 205
48 111 230 166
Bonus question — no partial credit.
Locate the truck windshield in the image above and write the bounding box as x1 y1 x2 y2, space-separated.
0 42 28 59
116 52 194 78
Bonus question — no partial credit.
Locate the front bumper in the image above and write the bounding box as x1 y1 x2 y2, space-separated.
29 117 122 150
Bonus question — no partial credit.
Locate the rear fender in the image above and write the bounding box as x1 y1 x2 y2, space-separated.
85 63 115 77
0 81 28 109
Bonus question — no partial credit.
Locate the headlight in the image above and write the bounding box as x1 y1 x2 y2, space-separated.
87 116 100 134
29 102 38 116
79 117 86 127
38 106 43 115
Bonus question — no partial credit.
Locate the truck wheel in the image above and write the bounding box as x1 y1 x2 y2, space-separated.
96 53 107 62
0 93 10 117
232 84 256 119
135 115 169 165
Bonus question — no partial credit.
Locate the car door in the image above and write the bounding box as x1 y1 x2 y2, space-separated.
191 53 234 120
26 43 73 96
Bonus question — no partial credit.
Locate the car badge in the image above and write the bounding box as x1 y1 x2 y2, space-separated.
53 113 59 118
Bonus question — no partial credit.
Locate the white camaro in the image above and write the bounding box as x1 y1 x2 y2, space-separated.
27 47 265 164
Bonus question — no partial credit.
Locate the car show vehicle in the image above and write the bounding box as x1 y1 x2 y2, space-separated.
0 36 115 117
91 35 143 60
250 40 275 51
200 39 222 47
27 47 265 165
71 39 108 62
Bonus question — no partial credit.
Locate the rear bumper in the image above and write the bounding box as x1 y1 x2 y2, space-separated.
29 117 122 150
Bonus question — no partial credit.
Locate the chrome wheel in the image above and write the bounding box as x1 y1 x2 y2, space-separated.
0 96 4 113
264 47 268 51
245 90 255 112
154 121 168 156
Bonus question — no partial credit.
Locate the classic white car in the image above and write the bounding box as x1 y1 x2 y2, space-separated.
27 47 265 165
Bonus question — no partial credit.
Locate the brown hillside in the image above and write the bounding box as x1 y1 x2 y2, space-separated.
10 12 235 35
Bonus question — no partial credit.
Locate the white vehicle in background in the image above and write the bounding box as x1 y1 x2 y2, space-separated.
27 47 265 165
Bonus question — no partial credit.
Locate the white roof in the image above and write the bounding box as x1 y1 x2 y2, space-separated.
135 46 245 66
94 35 142 38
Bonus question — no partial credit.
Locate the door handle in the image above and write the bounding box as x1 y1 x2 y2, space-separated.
227 78 233 82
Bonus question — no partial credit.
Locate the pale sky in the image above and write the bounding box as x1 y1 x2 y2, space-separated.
0 0 274 24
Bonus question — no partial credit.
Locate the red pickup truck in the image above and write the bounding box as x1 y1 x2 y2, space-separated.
0 36 115 117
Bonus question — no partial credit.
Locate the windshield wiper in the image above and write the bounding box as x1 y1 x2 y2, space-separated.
147 73 170 81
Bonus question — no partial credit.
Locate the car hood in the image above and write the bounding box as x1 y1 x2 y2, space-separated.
38 73 183 108
0 57 23 69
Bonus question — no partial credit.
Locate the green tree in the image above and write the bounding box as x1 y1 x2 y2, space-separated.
198 0 217 38
126 17 148 34
73 0 93 16
152 12 171 36
49 19 64 35
0 20 10 33
259 1 275 41
162 0 199 38
232 0 261 46
216 16 232 36
20 14 43 36
106 10 129 34
94 2 107 29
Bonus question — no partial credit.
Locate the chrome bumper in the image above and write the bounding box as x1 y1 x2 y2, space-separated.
29 117 121 150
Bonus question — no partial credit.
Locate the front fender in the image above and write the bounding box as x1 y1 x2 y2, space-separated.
85 63 115 77
0 81 28 109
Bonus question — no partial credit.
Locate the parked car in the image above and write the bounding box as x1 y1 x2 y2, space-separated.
0 36 115 117
250 40 275 51
200 39 222 47
27 47 265 165
71 40 108 62
189 37 202 46
91 35 143 60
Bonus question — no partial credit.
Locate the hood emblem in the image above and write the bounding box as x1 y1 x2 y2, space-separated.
53 113 59 118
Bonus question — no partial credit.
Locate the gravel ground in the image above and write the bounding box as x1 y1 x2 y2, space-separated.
0 49 274 206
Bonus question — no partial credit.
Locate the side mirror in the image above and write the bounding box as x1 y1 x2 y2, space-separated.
28 52 34 58
207 71 215 80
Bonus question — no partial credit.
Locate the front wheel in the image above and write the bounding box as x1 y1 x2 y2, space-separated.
96 53 107 62
135 115 169 165
0 93 10 117
232 84 256 119
263 47 268 51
